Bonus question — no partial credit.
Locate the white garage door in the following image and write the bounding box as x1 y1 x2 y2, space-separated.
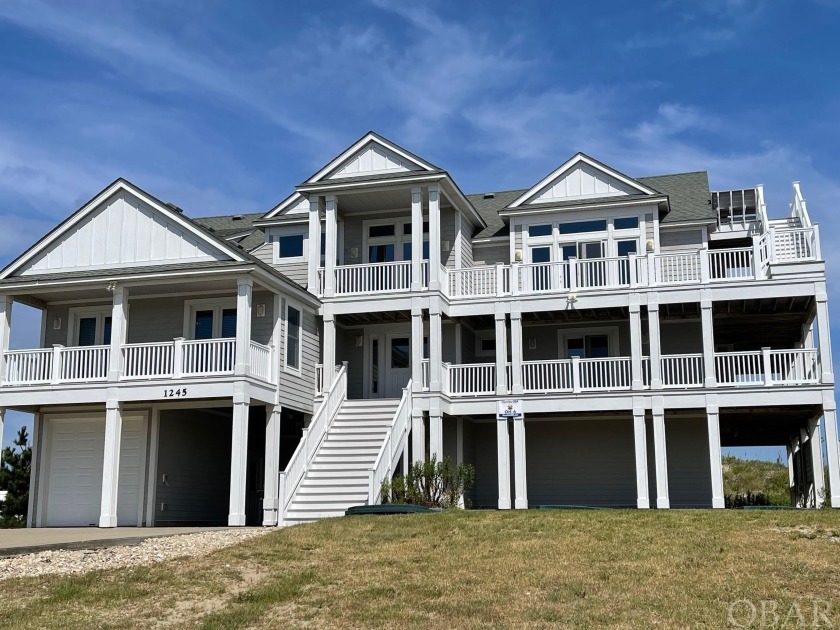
45 416 146 527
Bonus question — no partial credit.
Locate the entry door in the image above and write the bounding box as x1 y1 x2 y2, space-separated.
384 334 410 398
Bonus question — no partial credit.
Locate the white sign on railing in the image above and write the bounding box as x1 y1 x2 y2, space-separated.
497 399 523 420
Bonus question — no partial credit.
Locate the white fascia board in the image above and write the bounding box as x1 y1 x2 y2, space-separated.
305 133 439 184
259 191 304 221
498 196 668 217
661 220 717 228
0 180 247 280
296 172 446 194
509 153 660 208
254 217 310 228
439 179 486 229
472 237 510 246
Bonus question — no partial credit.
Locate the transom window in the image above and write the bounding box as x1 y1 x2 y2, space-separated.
364 219 428 263
558 219 607 234
525 215 643 262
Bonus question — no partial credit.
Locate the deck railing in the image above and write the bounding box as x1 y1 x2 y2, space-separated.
707 248 754 281
181 338 236 376
773 227 819 262
445 265 502 298
249 341 272 381
769 349 820 385
522 359 573 393
368 380 412 504
445 362 496 397
122 342 174 379
661 354 704 388
60 345 110 382
4 348 54 385
578 357 632 391
279 363 347 525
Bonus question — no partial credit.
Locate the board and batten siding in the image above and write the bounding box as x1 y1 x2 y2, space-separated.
277 298 319 415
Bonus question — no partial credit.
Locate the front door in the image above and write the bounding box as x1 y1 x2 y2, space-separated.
384 334 410 398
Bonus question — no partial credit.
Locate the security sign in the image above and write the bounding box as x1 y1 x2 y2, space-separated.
497 399 524 420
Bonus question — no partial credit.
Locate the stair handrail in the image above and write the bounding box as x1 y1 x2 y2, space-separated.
367 380 413 504
755 184 769 234
278 361 348 525
790 181 813 228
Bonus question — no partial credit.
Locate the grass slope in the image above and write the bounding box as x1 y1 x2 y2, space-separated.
2 510 840 629
723 455 790 505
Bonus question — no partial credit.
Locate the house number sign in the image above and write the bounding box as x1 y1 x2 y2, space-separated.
163 388 188 398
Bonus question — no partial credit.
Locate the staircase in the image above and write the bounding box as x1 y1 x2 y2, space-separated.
283 399 401 525
769 217 802 229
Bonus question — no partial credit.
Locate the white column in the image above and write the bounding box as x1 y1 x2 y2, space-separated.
454 211 463 269
629 301 643 390
234 277 253 376
815 286 834 384
652 398 669 508
324 195 337 297
633 399 649 509
456 417 464 508
429 302 442 391
809 417 826 508
495 312 508 395
0 296 13 384
307 196 322 293
786 443 795 506
270 292 282 384
648 301 662 389
99 400 123 527
411 303 423 393
510 309 523 395
322 312 336 391
262 405 282 526
497 418 511 509
429 412 443 461
229 395 250 526
428 184 441 291
411 408 425 463
706 397 725 508
822 393 840 507
27 412 42 527
411 187 423 291
513 417 528 509
108 286 128 382
701 297 716 387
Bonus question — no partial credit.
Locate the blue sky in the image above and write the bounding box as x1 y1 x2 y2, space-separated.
0 0 839 461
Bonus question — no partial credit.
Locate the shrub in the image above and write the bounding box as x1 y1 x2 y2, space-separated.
380 455 474 509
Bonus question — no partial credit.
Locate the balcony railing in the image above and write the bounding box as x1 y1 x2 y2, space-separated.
2 338 275 387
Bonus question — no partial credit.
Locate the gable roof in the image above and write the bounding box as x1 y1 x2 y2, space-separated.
468 190 527 240
509 153 659 208
636 171 715 225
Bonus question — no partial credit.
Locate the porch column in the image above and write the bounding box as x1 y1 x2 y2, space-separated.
234 278 253 376
647 300 662 389
706 396 725 508
822 392 840 507
324 195 337 297
428 184 442 291
815 285 834 384
497 417 511 509
786 443 796 506
652 398 669 508
495 311 508 396
107 285 128 382
307 196 323 294
0 295 13 384
411 301 423 393
629 300 643 390
510 308 524 395
429 301 442 391
229 394 250 526
701 295 716 387
411 187 423 291
429 411 443 461
411 408 425 463
633 399 650 509
99 399 123 527
809 417 826 508
513 417 528 509
270 292 282 383
262 404 282 526
322 311 336 391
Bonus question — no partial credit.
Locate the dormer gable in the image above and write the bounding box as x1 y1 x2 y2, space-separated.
0 179 245 280
509 153 658 208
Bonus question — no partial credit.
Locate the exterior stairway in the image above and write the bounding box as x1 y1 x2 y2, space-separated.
283 398 401 525
769 216 802 229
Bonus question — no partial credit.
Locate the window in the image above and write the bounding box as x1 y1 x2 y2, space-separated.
528 224 553 237
364 218 428 263
286 305 301 370
614 217 639 230
277 234 304 258
390 337 410 368
68 307 113 346
369 243 395 263
369 224 395 238
558 220 607 234
475 332 497 357
565 334 610 358
403 222 429 235
184 299 237 339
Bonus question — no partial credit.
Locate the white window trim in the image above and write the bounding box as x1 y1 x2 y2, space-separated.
475 330 497 358
284 300 303 374
270 226 308 264
556 326 619 359
67 305 115 347
522 213 644 260
362 217 428 263
182 297 237 340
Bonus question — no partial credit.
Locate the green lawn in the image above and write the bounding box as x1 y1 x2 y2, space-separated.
2 509 840 629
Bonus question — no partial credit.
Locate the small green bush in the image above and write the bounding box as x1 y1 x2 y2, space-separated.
380 455 474 509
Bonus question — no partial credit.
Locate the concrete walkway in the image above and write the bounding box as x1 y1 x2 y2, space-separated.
0 526 234 556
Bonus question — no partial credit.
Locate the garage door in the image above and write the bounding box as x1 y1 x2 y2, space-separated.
45 416 147 527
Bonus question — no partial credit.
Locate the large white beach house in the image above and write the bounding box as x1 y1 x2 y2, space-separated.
1 131 836 528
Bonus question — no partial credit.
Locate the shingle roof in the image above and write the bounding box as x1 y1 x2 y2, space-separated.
637 171 715 224
467 189 528 239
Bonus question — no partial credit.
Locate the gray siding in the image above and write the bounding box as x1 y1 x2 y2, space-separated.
660 229 703 251
660 320 702 354
337 326 365 399
127 297 185 343
645 212 655 247
278 298 319 414
472 243 509 266
252 241 308 288
442 323 456 364
666 415 713 508
461 227 474 268
522 321 631 361
441 208 457 268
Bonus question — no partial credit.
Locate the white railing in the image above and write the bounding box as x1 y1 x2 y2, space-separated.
445 362 496 396
249 340 272 381
332 261 413 295
122 342 174 379
660 354 704 388
513 261 568 294
278 363 348 525
181 338 235 376
575 257 632 289
60 345 109 382
368 380 412 505
773 227 818 261
708 248 754 281
769 349 820 385
4 348 53 385
578 357 632 391
790 181 812 228
713 189 758 227
715 351 764 386
522 359 573 393
446 265 501 298
653 252 702 284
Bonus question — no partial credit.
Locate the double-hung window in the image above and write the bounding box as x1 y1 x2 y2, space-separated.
285 304 301 371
